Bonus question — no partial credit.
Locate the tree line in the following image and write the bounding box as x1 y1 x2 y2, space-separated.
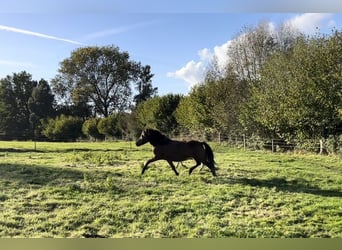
0 23 341 152
0 45 157 141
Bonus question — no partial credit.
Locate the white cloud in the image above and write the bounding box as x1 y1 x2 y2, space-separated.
167 60 206 88
285 13 334 34
0 24 84 45
167 40 231 88
198 48 213 61
212 41 231 69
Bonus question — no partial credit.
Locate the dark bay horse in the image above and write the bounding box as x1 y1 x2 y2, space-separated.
136 128 217 176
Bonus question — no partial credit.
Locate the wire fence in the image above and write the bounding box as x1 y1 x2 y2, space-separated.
174 132 342 155
1 132 342 155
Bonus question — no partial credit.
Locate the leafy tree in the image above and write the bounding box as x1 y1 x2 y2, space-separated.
115 112 136 139
134 96 160 129
0 71 37 138
175 95 200 133
228 22 277 82
227 21 302 82
134 94 182 133
97 115 122 139
51 45 153 117
244 30 342 140
42 115 83 141
155 94 182 133
176 62 248 136
176 83 216 136
0 78 16 138
133 65 157 106
82 118 104 140
205 63 248 135
28 79 55 137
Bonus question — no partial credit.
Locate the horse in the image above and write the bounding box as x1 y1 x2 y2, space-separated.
135 128 217 176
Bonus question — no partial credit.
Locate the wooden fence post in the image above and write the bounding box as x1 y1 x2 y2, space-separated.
272 139 275 152
243 134 246 150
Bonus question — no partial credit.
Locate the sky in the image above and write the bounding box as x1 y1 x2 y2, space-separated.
1 1 342 96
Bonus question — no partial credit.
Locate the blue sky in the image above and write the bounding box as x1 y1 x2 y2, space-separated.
1 1 342 95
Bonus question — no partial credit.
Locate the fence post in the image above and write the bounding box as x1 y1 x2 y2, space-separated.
243 134 246 150
272 139 275 152
319 139 323 154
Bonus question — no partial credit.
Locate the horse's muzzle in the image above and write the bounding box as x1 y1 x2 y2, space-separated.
136 139 144 146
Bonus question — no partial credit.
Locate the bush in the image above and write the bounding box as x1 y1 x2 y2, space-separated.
325 135 342 154
82 118 104 141
97 115 122 139
42 115 83 141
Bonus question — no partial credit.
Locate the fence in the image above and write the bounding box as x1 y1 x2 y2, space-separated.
175 132 342 155
1 132 341 155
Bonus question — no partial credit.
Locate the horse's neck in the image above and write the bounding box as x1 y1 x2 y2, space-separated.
149 135 172 146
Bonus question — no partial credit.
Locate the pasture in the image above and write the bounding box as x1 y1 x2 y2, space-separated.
0 140 341 238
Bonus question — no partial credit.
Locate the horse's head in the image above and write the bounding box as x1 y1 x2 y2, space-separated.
136 128 170 147
136 128 152 146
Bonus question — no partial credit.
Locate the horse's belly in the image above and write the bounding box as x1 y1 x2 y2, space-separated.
154 144 192 161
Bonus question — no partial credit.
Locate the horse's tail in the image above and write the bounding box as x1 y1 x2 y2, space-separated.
202 142 214 163
202 142 217 176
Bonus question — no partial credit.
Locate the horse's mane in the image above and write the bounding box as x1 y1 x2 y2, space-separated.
147 129 172 146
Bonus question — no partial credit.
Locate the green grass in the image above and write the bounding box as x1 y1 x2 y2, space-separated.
0 141 341 238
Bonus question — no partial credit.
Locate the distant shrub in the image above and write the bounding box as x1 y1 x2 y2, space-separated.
97 115 122 139
42 115 83 141
82 118 104 141
325 135 342 154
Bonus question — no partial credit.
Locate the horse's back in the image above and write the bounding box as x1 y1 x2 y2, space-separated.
153 139 205 162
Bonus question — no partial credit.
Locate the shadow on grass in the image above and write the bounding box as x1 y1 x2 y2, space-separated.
0 163 85 186
0 147 141 154
211 176 342 198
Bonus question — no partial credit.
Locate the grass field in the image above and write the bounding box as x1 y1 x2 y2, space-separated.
0 140 341 238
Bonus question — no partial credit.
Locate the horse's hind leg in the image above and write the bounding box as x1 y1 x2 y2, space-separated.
189 160 201 175
206 161 217 177
167 160 179 176
176 161 188 169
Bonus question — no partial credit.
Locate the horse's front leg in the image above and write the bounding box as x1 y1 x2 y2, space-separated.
167 160 179 176
142 157 159 174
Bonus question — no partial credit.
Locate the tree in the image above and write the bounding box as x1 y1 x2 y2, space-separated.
175 95 201 133
155 94 182 133
51 45 153 117
0 77 15 138
0 71 37 138
227 21 302 82
176 84 213 135
82 118 104 140
42 115 83 141
244 30 342 140
176 63 247 136
97 115 122 139
228 22 276 82
134 94 182 133
133 65 157 106
204 65 248 135
134 96 160 129
28 79 55 137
